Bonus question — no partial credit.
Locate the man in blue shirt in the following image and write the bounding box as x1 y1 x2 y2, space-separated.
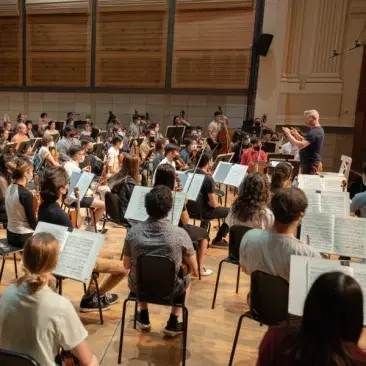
351 192 366 218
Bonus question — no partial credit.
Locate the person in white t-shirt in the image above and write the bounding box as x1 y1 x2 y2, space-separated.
0 232 98 366
152 143 180 186
64 145 107 233
37 135 60 167
107 136 123 175
240 187 321 282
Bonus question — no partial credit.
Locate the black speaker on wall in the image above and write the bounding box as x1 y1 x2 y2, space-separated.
256 33 274 56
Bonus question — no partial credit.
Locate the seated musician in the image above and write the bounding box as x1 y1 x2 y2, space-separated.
66 117 75 127
349 162 366 199
4 121 12 133
240 137 268 171
11 122 29 148
154 164 213 276
195 151 230 245
151 122 164 139
128 113 142 139
0 127 9 148
37 135 60 168
173 115 190 127
152 143 180 185
25 120 37 139
179 137 197 165
57 126 81 163
64 146 107 233
38 112 48 136
270 162 293 194
232 133 250 164
240 188 320 282
351 188 366 219
226 173 273 230
44 120 59 141
0 155 9 227
80 138 103 176
123 185 198 335
139 128 155 162
5 157 37 247
152 138 167 173
0 232 99 366
107 136 124 175
108 154 139 226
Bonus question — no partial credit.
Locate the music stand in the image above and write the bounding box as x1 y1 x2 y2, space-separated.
100 131 107 142
52 132 60 144
213 153 234 171
17 141 32 155
2 142 15 155
262 141 279 154
55 121 65 134
166 125 185 143
31 138 42 154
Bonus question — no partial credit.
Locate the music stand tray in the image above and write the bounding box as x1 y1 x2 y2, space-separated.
166 125 186 141
213 153 234 171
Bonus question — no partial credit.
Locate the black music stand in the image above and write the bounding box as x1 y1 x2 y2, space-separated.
2 142 16 155
166 125 185 143
30 138 42 155
212 153 234 172
17 141 32 155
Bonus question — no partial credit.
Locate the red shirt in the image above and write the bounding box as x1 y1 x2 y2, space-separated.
240 148 267 166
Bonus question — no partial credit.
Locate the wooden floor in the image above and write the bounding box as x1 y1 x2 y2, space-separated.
1 190 366 365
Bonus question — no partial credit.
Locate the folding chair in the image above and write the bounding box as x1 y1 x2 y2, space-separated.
229 271 289 365
211 225 252 309
0 349 39 366
0 238 23 284
118 255 189 365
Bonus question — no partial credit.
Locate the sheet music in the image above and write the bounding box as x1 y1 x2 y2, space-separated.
67 172 82 198
300 213 334 253
333 217 366 258
69 172 94 200
124 186 151 222
302 190 321 215
298 175 325 190
176 171 189 188
322 175 345 192
183 173 206 201
224 164 248 188
212 162 232 184
54 230 104 282
307 261 353 291
320 191 350 217
34 222 69 251
168 191 186 226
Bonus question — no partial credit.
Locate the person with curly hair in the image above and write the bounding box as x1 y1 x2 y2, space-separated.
226 173 274 230
270 162 293 194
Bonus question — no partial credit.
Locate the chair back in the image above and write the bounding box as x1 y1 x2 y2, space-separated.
105 191 124 225
229 225 252 261
186 193 204 219
0 349 39 366
250 271 289 326
136 255 177 304
339 155 352 181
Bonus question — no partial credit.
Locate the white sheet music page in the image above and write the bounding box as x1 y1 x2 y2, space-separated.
302 190 321 217
300 213 334 253
183 173 205 201
333 217 366 258
69 172 94 200
54 229 104 282
124 186 151 222
212 162 232 184
224 164 248 188
298 175 325 190
176 171 189 188
307 260 353 292
320 191 350 217
322 175 345 192
34 222 69 251
169 191 186 226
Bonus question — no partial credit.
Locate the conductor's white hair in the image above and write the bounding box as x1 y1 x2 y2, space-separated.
304 110 319 121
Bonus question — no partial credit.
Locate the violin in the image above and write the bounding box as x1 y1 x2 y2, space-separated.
174 155 189 171
175 174 183 191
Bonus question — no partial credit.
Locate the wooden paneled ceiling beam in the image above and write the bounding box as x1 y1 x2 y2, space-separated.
98 0 167 12
0 0 19 16
176 0 254 11
26 0 90 15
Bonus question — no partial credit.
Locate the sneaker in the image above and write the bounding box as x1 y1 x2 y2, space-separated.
200 268 213 276
80 293 110 313
102 293 119 306
163 321 184 337
136 311 151 332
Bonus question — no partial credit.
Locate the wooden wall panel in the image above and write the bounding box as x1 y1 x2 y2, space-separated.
26 0 90 15
0 15 22 86
177 0 253 10
172 6 254 89
96 9 168 87
26 14 91 86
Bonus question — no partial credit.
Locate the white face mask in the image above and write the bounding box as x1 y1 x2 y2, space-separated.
118 132 125 137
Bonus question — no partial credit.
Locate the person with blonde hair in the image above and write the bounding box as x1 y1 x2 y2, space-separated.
11 122 29 148
0 233 98 366
282 109 324 175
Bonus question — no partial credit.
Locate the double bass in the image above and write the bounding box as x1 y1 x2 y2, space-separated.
217 106 230 155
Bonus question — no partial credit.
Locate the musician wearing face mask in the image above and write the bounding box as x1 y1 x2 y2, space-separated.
152 123 164 139
240 137 268 170
128 113 142 139
140 129 155 161
233 134 251 164
152 144 180 186
349 163 366 199
80 138 103 176
108 136 123 175
56 126 81 163
180 137 197 165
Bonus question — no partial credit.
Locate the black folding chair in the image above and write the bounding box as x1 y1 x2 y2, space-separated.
211 225 252 309
118 255 189 365
229 271 289 366
0 239 23 284
101 191 130 259
0 349 39 366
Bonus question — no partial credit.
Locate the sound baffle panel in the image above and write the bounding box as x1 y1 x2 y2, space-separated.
172 4 254 89
0 15 22 86
26 14 91 86
96 9 168 87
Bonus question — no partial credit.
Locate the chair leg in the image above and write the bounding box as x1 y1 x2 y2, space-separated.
195 244 201 280
117 299 129 364
93 273 104 325
0 257 5 284
133 301 138 329
120 246 125 261
58 278 63 295
229 313 248 366
13 253 18 279
236 265 240 294
211 259 225 309
182 306 189 366
83 283 87 294
93 211 97 233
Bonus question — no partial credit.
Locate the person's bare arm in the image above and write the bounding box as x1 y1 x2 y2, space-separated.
282 128 309 150
184 254 199 277
208 192 219 208
71 340 98 366
123 255 131 270
180 209 190 225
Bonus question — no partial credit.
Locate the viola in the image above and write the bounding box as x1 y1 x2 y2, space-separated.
68 187 81 228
